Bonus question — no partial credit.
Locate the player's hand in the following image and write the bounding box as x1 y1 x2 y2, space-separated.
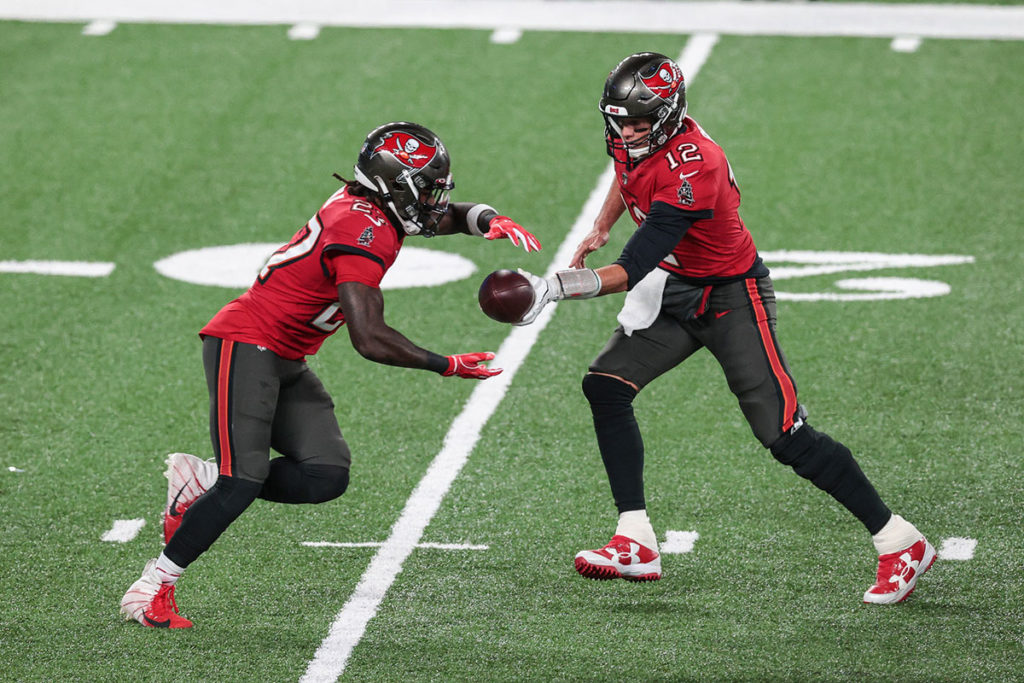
513 269 561 326
443 352 502 379
569 226 610 269
485 216 542 253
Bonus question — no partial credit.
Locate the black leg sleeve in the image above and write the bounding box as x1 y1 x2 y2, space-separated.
769 424 891 534
582 373 646 514
163 476 263 568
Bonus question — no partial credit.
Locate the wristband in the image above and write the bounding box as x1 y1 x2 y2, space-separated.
554 268 601 299
465 204 498 237
426 352 449 374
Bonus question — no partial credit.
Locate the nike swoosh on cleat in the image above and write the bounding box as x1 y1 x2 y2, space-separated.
143 615 171 628
167 485 188 518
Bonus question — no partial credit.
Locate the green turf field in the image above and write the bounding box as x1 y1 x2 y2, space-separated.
1 4 1022 682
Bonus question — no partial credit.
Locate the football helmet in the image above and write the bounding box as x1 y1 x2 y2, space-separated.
353 122 454 236
599 52 687 167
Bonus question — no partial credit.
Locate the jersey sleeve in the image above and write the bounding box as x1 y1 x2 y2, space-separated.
318 201 401 289
326 251 386 288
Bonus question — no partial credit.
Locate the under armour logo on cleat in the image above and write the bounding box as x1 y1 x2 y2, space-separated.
611 543 641 565
888 552 919 589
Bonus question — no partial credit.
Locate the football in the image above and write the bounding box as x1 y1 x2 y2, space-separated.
478 269 535 323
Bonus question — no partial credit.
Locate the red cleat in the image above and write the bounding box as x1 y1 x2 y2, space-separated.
120 560 193 628
863 538 936 604
574 534 662 582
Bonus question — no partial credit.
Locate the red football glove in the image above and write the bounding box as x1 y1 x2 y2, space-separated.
442 352 502 380
485 216 542 253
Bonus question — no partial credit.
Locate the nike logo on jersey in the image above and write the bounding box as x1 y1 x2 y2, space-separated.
714 310 732 319
679 170 699 179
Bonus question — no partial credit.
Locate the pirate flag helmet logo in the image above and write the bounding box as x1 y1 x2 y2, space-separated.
640 60 684 99
370 131 438 170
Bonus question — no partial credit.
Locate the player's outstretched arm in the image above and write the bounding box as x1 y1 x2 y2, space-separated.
338 281 502 379
437 203 541 252
513 265 628 326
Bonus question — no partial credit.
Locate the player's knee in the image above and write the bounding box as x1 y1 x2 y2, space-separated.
582 373 637 408
302 464 350 503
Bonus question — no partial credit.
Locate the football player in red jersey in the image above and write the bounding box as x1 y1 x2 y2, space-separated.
516 53 934 602
120 122 542 628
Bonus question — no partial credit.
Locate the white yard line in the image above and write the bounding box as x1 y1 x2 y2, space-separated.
302 541 489 551
1 1 1022 41
300 36 718 683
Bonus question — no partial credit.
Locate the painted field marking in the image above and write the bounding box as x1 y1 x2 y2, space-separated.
288 23 321 40
303 541 488 551
938 537 977 561
0 260 115 277
891 36 922 52
5 1 1022 41
661 530 700 554
102 519 146 542
490 27 522 44
82 19 116 35
300 35 720 683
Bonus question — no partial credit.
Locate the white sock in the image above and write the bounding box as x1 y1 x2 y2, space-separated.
154 552 187 586
615 510 658 550
871 514 923 555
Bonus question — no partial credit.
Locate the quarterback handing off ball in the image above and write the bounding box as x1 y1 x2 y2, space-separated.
478 269 535 323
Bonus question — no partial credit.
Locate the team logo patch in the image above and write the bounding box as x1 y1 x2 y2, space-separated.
357 226 375 246
620 171 629 186
677 179 695 206
370 132 436 169
641 60 684 99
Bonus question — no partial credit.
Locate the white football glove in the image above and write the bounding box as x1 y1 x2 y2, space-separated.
513 267 601 326
513 269 560 326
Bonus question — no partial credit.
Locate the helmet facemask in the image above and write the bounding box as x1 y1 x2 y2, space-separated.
353 123 454 237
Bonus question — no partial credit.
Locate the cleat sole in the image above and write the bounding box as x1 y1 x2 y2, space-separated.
574 557 620 580
574 558 661 582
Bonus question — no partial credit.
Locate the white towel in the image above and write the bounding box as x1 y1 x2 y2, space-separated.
617 268 669 336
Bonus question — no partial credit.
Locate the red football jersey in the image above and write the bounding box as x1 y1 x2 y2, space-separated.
615 116 758 280
201 187 403 360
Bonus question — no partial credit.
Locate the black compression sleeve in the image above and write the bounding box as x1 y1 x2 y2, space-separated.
614 201 706 289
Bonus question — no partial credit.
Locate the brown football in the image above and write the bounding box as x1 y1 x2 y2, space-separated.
478 269 535 323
